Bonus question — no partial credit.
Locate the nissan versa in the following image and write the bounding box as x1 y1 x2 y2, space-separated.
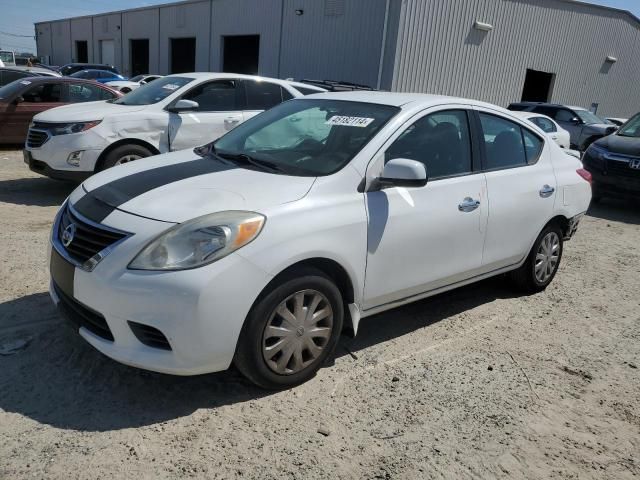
49 92 592 389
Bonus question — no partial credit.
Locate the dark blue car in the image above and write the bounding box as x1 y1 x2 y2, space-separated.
69 69 126 83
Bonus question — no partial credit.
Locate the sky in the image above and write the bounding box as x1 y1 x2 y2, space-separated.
1 0 639 54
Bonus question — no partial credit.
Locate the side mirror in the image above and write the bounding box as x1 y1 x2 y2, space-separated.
571 117 581 125
13 96 24 105
374 158 427 190
168 99 199 113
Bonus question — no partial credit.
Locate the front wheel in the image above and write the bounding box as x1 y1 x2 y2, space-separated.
234 268 344 389
509 224 564 293
99 144 153 171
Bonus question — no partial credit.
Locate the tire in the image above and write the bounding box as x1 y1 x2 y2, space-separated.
509 224 564 293
120 87 132 93
99 144 153 171
234 267 344 389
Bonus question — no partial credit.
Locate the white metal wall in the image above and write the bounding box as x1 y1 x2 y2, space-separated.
91 13 122 68
50 21 71 66
210 0 283 76
392 0 640 117
70 17 93 63
122 9 161 76
159 1 211 73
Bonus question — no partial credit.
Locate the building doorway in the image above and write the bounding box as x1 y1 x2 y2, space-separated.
100 39 115 66
75 41 88 63
130 39 149 76
222 35 260 75
521 68 555 102
170 37 196 73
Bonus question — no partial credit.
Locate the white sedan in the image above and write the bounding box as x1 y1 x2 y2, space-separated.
511 111 571 148
105 74 163 93
24 73 326 181
48 92 591 388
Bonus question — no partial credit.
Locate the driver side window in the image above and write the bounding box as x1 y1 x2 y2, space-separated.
555 109 575 122
385 109 473 179
22 83 63 103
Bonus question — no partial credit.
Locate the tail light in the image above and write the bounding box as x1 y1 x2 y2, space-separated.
576 168 592 184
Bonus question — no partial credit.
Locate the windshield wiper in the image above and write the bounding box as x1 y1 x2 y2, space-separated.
217 151 285 173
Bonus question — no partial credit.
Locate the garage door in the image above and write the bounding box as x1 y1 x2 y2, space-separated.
100 40 115 65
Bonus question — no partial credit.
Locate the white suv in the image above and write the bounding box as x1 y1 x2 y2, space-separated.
49 92 591 389
24 73 325 181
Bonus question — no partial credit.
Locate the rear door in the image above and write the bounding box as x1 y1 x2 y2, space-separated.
474 108 556 270
168 79 245 150
364 106 488 309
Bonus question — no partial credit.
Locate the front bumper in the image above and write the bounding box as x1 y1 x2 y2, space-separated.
25 150 92 182
48 208 274 376
25 128 107 177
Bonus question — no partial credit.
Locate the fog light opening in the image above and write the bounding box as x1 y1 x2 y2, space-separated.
67 151 83 167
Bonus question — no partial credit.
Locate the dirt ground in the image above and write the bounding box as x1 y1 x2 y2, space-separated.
0 147 638 479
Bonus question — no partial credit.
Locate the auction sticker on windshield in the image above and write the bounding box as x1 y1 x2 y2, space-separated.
326 116 375 127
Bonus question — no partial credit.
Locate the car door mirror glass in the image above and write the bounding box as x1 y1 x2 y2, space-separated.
169 99 199 113
375 158 428 189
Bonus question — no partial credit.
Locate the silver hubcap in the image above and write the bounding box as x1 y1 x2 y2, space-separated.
115 154 142 165
262 289 334 375
535 232 560 283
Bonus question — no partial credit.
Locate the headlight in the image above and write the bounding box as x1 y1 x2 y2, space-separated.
48 121 102 136
128 211 265 271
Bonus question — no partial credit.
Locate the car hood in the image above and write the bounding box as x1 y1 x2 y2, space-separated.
79 149 316 223
586 123 618 134
105 81 137 87
34 100 146 122
594 134 640 156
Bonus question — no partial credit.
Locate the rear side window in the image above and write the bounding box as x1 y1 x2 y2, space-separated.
479 113 527 170
386 109 473 179
68 82 115 102
244 81 284 110
522 129 544 163
530 116 556 133
183 80 240 111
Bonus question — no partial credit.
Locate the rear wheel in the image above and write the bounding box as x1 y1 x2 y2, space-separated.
234 268 343 389
509 224 563 293
99 144 153 171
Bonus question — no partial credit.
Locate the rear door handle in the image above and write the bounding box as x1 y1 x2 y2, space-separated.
539 185 555 198
458 197 480 212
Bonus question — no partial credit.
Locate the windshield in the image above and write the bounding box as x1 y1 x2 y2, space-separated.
617 114 640 138
212 99 400 176
575 109 606 125
0 79 28 100
113 76 193 105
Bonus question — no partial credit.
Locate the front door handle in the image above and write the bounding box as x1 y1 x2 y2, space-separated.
539 185 555 198
458 197 480 212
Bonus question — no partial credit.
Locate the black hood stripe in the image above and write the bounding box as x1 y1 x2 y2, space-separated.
74 158 235 223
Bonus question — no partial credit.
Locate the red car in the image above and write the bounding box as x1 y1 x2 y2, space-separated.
0 77 122 144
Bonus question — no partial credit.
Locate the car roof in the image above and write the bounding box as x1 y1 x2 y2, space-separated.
9 76 116 87
164 72 325 90
302 91 509 110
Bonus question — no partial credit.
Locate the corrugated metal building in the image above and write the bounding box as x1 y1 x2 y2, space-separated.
35 0 640 116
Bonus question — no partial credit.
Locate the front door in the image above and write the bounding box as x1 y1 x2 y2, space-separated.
364 108 488 309
169 79 245 151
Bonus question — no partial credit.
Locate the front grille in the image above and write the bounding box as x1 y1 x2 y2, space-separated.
607 159 640 178
27 129 48 148
128 322 172 351
53 281 114 341
58 205 128 265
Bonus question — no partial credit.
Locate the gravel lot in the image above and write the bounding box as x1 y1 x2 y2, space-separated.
1 147 639 479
